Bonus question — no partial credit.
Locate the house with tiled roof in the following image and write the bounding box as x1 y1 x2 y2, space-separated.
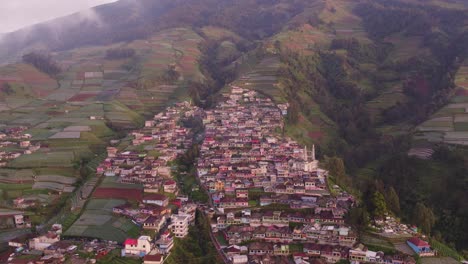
407 237 436 257
123 236 153 257
143 254 164 264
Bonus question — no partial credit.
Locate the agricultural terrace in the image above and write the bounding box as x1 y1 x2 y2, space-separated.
267 24 331 55
137 28 204 83
232 56 333 146
0 25 207 242
319 0 370 41
415 60 468 146
64 198 139 243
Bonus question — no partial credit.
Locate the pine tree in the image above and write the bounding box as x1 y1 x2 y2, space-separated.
385 186 401 215
371 191 388 217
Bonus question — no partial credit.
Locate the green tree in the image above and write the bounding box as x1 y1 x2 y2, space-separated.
286 100 300 124
324 156 351 187
385 186 400 215
412 203 435 234
371 191 387 217
347 206 370 233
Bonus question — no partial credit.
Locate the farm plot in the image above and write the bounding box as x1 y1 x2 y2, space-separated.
100 176 143 190
32 182 68 192
64 200 139 242
393 242 415 255
75 213 112 226
35 175 77 185
235 56 285 103
268 24 330 54
201 26 243 42
46 89 78 101
49 131 81 139
93 187 142 201
22 193 56 205
0 169 34 183
85 198 126 212
0 183 33 200
366 85 407 120
416 106 468 144
25 128 56 140
9 113 49 127
103 101 142 127
420 257 459 264
68 92 99 102
63 125 91 132
138 28 204 82
454 60 468 89
34 167 76 177
8 151 75 168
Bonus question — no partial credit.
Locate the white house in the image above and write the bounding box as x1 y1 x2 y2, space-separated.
231 254 248 264
170 214 189 238
29 232 60 250
123 236 153 257
155 231 174 254
143 194 169 207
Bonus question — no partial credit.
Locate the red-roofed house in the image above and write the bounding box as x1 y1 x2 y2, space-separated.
123 236 153 257
407 237 435 256
163 180 177 193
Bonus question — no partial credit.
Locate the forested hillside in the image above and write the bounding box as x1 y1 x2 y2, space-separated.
274 0 468 255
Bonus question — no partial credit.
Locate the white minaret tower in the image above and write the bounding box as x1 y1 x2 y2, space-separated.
304 146 308 161
312 144 316 161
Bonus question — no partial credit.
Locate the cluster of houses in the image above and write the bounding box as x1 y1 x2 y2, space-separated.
120 202 195 260
99 102 202 262
223 242 417 264
197 87 331 213
372 216 418 236
214 210 356 247
2 88 445 264
194 87 431 264
5 101 203 263
96 101 202 191
0 126 40 167
118 197 197 262
7 224 70 263
6 224 125 263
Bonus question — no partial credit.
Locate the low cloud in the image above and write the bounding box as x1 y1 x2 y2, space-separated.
0 0 117 33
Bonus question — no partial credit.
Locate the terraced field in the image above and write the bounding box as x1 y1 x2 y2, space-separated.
234 56 285 103
415 60 468 145
0 26 206 233
64 198 139 243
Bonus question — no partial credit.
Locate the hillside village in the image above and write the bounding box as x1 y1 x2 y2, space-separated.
2 87 442 263
0 126 41 167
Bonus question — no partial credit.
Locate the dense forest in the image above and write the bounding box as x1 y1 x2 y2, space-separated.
22 52 61 77
278 0 468 255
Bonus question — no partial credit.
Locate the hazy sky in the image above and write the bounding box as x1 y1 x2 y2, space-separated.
0 0 118 33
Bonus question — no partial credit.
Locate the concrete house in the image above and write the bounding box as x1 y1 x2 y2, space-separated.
123 236 153 257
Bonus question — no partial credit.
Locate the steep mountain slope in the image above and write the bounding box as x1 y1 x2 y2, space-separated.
0 0 467 256
0 0 315 64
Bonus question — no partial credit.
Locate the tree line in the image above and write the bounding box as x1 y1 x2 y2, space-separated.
22 52 61 77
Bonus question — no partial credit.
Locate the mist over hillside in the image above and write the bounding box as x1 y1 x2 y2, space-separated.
0 0 309 63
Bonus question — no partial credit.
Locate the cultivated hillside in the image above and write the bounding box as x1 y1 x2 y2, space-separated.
0 0 467 256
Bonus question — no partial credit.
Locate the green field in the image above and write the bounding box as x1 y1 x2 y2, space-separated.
64 197 138 242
